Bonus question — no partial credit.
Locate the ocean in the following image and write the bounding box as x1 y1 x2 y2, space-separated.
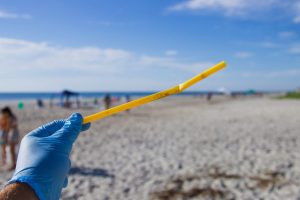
0 91 218 101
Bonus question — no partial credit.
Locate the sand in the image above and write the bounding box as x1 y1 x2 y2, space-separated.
0 96 300 200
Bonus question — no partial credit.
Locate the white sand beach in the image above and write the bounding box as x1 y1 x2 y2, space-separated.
1 96 300 200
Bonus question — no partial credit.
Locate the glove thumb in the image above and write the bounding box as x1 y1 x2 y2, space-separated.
52 113 83 143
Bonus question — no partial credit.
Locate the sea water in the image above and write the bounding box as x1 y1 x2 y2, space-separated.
0 91 215 101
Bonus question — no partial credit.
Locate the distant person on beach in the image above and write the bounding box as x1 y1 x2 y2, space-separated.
0 107 19 170
49 94 55 108
126 95 130 103
0 113 90 200
104 94 111 109
207 92 213 102
36 99 44 108
94 98 99 105
125 95 131 113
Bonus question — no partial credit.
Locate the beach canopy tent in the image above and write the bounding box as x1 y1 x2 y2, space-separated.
60 90 80 108
245 89 257 95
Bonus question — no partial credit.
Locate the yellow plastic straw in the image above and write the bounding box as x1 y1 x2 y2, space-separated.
83 61 226 124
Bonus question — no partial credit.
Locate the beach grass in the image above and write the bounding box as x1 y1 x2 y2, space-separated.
278 92 300 99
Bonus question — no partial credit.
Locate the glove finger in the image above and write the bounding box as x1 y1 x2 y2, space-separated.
82 123 91 132
52 113 83 143
28 119 65 137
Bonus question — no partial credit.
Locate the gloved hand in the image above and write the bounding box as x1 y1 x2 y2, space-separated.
7 113 90 200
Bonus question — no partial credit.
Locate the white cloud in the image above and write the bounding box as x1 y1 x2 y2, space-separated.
261 42 279 48
0 38 209 73
0 38 133 74
294 2 300 23
235 51 253 58
289 45 300 54
168 0 300 22
241 69 300 78
0 10 31 19
0 37 216 91
278 31 296 38
1 38 298 92
168 0 279 16
169 0 246 13
269 69 300 77
165 50 178 56
294 16 300 23
137 55 214 74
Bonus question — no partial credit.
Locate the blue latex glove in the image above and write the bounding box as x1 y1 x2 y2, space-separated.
7 113 90 200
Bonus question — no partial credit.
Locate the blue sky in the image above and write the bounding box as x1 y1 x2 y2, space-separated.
0 0 299 92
